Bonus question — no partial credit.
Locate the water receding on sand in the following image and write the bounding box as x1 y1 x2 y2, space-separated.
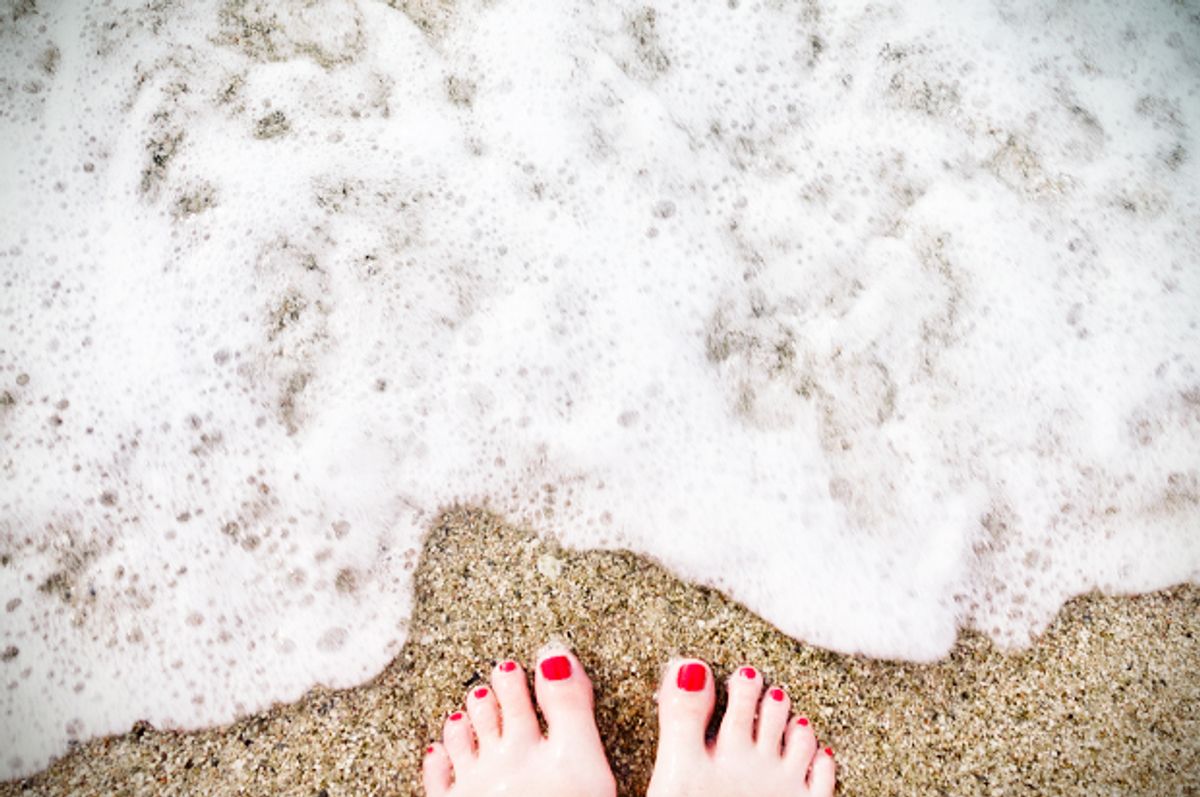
3 509 1198 796
1 0 1198 780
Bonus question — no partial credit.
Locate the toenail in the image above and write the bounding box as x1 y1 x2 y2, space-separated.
448 712 464 721
676 662 707 691
739 666 757 679
797 717 809 726
540 655 572 681
499 660 517 672
425 745 434 754
824 746 834 757
473 687 489 699
769 688 785 701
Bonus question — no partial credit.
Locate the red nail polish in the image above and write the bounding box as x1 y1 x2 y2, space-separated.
448 712 463 721
824 746 834 757
499 660 517 673
797 717 809 726
676 662 707 692
425 745 434 754
770 688 785 702
739 666 757 679
473 687 489 699
540 655 572 681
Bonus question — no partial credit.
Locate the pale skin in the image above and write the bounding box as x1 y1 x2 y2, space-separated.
422 649 836 797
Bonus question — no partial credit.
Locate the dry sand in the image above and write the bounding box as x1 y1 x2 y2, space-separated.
3 506 1198 796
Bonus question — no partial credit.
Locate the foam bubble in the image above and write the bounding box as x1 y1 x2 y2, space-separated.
1 0 1198 779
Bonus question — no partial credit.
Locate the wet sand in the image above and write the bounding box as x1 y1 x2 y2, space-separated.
3 506 1198 796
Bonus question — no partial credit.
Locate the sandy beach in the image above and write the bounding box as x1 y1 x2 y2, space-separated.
3 507 1196 796
4 0 1199 783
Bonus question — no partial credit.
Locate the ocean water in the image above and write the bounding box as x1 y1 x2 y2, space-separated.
1 0 1198 779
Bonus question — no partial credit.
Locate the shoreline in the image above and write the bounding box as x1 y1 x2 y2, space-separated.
4 507 1198 796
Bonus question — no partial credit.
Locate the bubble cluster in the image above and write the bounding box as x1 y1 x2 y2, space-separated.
1 0 1198 780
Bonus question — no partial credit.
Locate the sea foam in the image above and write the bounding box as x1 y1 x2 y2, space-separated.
1 0 1198 779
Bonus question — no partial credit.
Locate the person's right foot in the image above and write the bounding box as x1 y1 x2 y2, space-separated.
646 659 836 797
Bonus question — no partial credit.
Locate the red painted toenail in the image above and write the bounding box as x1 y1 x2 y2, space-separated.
426 745 434 754
676 663 707 692
797 717 809 726
824 747 834 757
499 660 517 672
448 712 463 721
540 655 572 681
770 688 785 701
739 667 757 679
473 687 489 699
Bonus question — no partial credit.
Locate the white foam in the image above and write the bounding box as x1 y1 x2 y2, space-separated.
2 0 1198 779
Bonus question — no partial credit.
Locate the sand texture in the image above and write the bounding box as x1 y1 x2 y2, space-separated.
2 507 1198 797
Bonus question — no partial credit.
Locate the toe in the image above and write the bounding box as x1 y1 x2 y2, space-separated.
808 746 836 796
716 665 761 749
783 714 818 773
491 659 540 743
421 742 452 797
466 683 501 748
533 648 603 744
655 658 716 750
756 685 790 755
442 709 475 771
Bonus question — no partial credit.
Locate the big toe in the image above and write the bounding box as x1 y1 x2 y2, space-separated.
533 647 603 745
656 658 716 751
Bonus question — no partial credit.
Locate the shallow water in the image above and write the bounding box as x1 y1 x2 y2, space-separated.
1 0 1198 779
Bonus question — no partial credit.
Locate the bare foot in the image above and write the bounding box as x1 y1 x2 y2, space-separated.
646 659 836 797
422 648 617 797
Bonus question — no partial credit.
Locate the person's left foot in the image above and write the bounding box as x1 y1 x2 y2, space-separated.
421 648 617 797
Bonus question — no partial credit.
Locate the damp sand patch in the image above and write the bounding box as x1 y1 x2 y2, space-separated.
3 506 1197 796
